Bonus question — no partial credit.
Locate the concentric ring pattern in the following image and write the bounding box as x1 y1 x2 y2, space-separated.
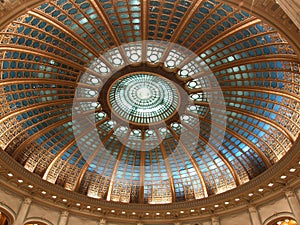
108 73 179 125
0 0 300 205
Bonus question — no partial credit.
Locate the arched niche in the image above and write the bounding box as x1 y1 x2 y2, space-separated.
0 204 16 225
0 212 8 225
264 212 298 225
24 217 54 225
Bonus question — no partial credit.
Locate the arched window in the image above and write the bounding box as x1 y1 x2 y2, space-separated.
267 217 298 225
0 212 9 225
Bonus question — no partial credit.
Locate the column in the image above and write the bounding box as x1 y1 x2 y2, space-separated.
285 190 300 223
13 198 32 225
212 216 220 225
248 206 261 225
99 218 106 225
58 211 69 225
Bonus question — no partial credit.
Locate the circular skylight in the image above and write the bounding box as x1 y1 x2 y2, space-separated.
109 73 179 125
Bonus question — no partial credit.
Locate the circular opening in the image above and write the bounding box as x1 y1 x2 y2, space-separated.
108 72 180 125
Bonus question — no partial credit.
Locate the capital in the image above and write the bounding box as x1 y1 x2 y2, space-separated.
61 211 69 217
99 218 106 225
248 206 258 213
24 198 32 205
285 190 295 198
212 216 219 223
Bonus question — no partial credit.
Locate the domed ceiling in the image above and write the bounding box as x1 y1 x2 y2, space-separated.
0 0 300 205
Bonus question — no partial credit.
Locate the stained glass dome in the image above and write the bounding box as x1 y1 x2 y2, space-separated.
108 72 179 125
0 0 299 207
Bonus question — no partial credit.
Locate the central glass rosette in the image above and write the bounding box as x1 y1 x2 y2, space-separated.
108 73 179 125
